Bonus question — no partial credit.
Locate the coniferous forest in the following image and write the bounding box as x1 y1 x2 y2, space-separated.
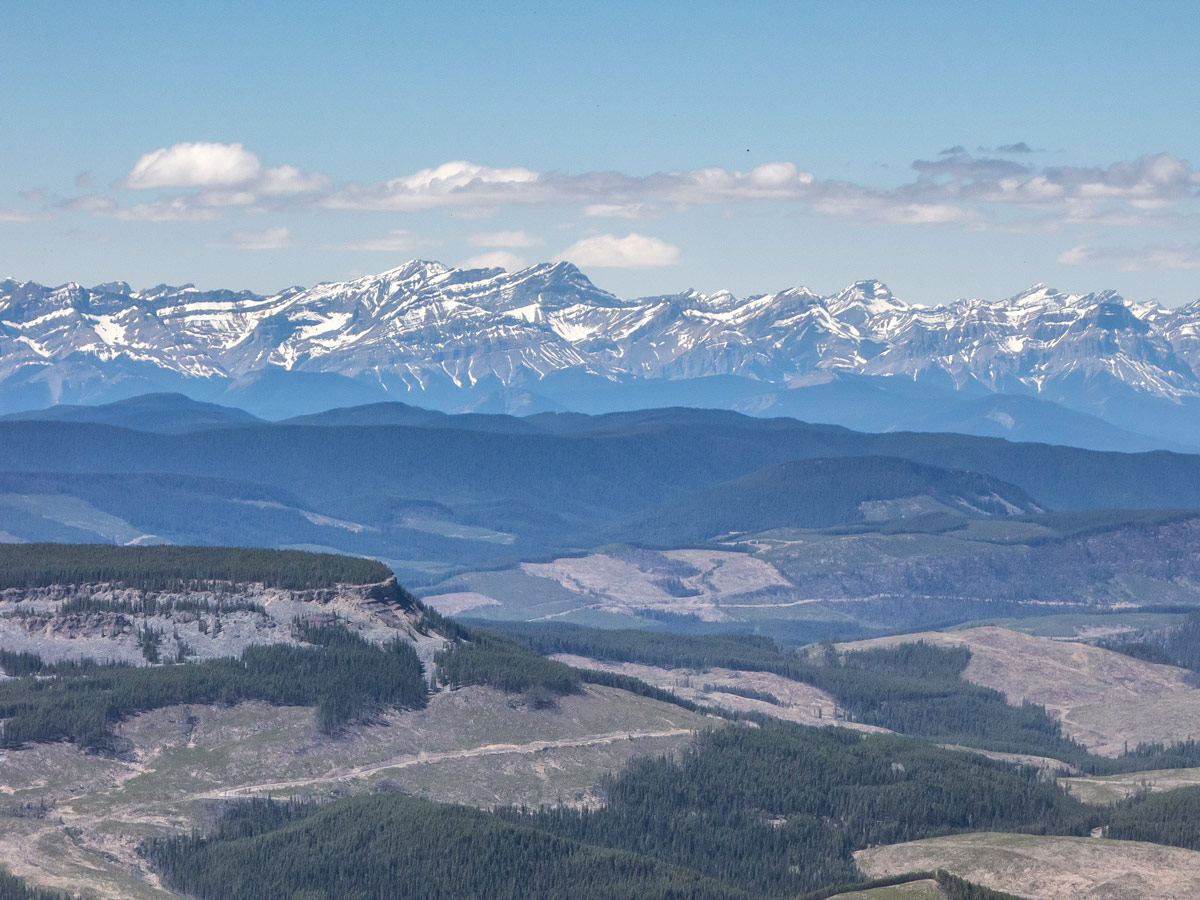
0 544 1198 899
0 873 68 900
142 719 1097 899
474 621 1200 774
0 622 426 750
0 543 392 590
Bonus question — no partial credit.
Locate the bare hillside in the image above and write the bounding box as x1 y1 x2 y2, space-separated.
841 626 1200 755
856 832 1200 900
0 685 708 899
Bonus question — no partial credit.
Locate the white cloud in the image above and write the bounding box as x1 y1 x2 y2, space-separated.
193 190 258 208
555 233 679 268
458 250 527 271
257 164 332 195
468 230 540 247
80 144 1200 232
960 153 1200 209
0 207 45 221
327 161 540 211
215 226 293 250
748 161 805 187
344 229 429 252
400 161 538 191
121 142 263 189
1058 242 1200 271
119 142 329 196
324 160 821 212
811 197 971 225
113 198 218 221
584 203 658 219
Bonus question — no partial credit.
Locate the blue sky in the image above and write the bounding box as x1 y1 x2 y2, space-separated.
4 0 1200 304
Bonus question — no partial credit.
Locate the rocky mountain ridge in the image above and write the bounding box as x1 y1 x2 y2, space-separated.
3 261 1199 431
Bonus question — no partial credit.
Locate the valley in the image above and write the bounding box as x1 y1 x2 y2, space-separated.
1 401 1200 899
2 542 1200 898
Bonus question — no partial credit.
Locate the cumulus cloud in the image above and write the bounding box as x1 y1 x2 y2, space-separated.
121 142 263 189
214 225 293 250
327 161 540 211
1058 242 1200 271
468 229 541 247
317 152 1200 230
256 164 332 195
458 250 527 271
71 141 1200 234
979 154 1198 206
119 141 329 194
894 151 1200 231
555 233 680 268
343 229 429 252
323 160 820 212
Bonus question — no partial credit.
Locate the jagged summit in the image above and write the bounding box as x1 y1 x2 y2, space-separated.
2 260 1200 419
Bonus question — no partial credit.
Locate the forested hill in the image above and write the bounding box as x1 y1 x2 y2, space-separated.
3 410 1200 587
0 543 392 590
613 456 1042 544
0 543 594 750
0 392 263 434
3 416 1200 514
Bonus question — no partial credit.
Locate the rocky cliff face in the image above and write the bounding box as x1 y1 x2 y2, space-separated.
0 577 445 668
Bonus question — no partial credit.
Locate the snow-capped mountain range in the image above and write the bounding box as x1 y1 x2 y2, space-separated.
2 260 1199 444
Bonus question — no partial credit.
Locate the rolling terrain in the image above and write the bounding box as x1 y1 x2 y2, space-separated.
4 399 1200 620
0 545 712 898
1 405 1199 900
426 510 1200 637
1 545 1199 899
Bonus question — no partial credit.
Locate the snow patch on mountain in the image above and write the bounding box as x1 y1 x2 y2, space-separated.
3 261 1200 416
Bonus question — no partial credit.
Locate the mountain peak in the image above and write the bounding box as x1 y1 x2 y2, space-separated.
4 263 1200 416
374 259 451 281
532 259 591 284
91 281 132 296
1008 283 1065 307
853 279 892 296
827 279 904 322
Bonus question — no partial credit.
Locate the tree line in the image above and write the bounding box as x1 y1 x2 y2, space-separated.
142 718 1084 899
0 622 426 751
477 621 1200 774
0 543 392 591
